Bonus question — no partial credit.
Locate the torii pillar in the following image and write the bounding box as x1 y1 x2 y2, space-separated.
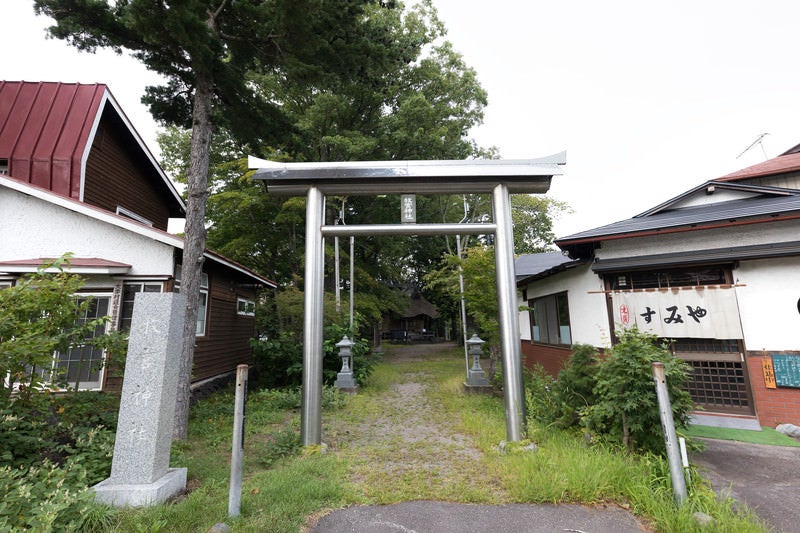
251 154 566 444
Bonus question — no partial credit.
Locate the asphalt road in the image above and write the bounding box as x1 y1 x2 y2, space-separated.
310 501 649 532
692 438 800 533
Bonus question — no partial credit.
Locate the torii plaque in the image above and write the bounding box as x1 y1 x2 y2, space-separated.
251 154 566 444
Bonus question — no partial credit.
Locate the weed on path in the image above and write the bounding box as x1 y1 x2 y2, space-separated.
323 343 508 504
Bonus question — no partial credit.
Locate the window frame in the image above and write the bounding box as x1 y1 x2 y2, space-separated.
119 281 164 332
529 291 572 346
175 266 209 337
42 292 112 391
236 297 256 317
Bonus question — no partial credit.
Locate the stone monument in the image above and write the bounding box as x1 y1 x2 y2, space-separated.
94 292 188 506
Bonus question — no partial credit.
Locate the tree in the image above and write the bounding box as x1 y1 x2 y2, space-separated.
34 0 392 439
511 195 571 254
156 1 493 338
587 327 693 453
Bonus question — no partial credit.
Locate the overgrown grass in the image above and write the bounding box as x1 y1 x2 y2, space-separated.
77 347 769 532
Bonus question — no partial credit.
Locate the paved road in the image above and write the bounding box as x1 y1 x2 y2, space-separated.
310 501 649 532
692 438 800 533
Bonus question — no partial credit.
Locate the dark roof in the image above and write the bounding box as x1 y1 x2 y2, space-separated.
557 193 800 248
0 81 184 215
635 181 798 218
400 288 439 319
515 251 585 286
515 251 572 278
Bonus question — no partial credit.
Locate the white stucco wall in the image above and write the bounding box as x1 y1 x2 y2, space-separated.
0 187 176 276
519 263 610 348
735 256 800 352
595 219 800 260
670 189 759 210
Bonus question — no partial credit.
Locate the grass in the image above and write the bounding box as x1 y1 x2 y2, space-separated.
87 346 771 532
684 425 800 447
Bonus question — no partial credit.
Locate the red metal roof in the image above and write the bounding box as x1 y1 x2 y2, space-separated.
716 149 800 182
0 81 106 199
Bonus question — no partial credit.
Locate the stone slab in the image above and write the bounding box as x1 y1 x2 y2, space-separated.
690 413 762 431
94 467 187 507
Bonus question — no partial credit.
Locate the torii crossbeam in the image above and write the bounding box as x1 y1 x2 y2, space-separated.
251 153 566 444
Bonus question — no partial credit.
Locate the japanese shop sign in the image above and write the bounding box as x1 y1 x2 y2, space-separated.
611 288 743 339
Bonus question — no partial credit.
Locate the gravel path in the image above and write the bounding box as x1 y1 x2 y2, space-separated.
323 342 507 503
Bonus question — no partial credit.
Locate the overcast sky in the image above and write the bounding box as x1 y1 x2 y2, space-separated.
6 1 800 238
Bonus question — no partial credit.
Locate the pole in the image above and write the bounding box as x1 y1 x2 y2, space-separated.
349 235 354 331
492 183 526 441
334 234 341 315
228 364 248 517
456 234 469 380
301 186 325 445
652 362 688 505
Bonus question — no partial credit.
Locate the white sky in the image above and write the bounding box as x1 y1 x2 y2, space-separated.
6 1 800 238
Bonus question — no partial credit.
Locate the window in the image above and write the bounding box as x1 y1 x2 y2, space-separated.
175 266 209 336
119 282 163 332
0 158 8 175
530 292 571 345
36 295 112 390
237 298 256 316
611 267 728 290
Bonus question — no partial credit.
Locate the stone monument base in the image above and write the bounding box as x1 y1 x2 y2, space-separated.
463 383 494 395
94 467 187 507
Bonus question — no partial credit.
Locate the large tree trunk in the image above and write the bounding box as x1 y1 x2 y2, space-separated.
173 73 213 440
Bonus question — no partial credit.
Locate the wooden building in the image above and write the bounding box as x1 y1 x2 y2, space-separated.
0 81 275 391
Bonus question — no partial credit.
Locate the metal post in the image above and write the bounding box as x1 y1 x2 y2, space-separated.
456 234 470 380
301 186 325 445
492 183 526 441
652 362 688 505
334 234 341 315
228 364 248 517
349 235 354 331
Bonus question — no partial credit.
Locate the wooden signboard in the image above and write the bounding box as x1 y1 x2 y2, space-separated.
771 354 800 388
761 357 777 389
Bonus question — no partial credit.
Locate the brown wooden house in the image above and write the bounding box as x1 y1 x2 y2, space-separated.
0 81 275 391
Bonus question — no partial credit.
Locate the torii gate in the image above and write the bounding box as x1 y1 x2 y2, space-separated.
250 153 566 445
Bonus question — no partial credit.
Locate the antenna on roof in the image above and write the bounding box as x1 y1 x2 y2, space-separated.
737 133 770 160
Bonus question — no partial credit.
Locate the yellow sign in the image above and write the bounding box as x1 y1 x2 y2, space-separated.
762 357 777 389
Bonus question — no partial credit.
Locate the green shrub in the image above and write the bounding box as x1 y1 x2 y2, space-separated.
257 425 302 467
251 331 304 388
0 461 96 532
524 364 559 426
0 392 118 471
551 343 598 429
586 327 693 454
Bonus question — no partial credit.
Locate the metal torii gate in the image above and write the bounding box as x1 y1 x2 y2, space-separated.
251 153 566 445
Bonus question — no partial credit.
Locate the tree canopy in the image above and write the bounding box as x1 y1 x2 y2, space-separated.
34 0 406 438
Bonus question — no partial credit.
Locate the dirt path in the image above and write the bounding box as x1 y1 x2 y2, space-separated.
323 342 508 503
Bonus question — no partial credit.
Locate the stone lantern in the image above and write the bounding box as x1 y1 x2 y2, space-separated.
334 335 357 390
465 333 490 387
